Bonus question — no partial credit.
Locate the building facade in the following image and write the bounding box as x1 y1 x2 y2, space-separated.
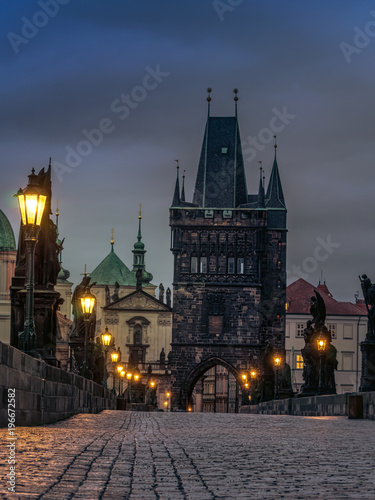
170 101 287 410
285 279 367 394
0 210 17 344
88 217 173 408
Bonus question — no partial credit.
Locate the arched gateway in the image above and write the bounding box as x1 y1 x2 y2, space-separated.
169 99 287 411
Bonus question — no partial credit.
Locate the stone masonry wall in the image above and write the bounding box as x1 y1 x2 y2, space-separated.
241 392 375 420
0 341 116 427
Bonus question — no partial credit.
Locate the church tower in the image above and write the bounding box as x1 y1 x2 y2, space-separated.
169 91 287 409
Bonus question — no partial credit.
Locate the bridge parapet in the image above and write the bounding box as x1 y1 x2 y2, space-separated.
0 341 116 427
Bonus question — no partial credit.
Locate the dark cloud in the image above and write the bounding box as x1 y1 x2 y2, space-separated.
2 0 375 301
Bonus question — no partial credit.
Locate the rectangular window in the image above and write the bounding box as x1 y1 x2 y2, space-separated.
342 353 353 371
328 324 337 339
341 385 354 394
285 323 290 338
296 354 304 369
200 256 207 273
228 257 235 274
237 257 244 274
191 256 198 273
296 323 305 338
343 324 353 339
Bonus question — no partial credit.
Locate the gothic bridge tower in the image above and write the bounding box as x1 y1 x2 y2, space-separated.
169 92 287 410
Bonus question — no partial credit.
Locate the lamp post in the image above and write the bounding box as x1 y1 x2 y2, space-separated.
126 371 133 404
166 391 171 412
100 327 112 389
15 169 47 353
274 356 281 400
111 349 121 394
317 334 327 395
80 288 96 378
119 369 125 397
116 364 124 395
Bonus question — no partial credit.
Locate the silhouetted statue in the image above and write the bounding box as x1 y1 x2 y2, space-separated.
300 289 337 396
160 347 166 365
105 285 111 305
166 287 171 308
359 274 375 335
112 282 120 302
159 283 165 303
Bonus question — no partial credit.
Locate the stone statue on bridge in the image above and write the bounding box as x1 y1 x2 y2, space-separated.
299 290 337 396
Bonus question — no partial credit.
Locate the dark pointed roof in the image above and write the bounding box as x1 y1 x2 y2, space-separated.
193 116 248 208
0 209 16 251
181 172 186 202
257 168 265 209
265 150 286 209
171 167 180 207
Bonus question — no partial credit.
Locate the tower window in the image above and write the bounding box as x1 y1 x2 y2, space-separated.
228 257 235 274
200 256 207 273
221 147 228 154
134 325 142 344
191 256 198 273
237 257 244 274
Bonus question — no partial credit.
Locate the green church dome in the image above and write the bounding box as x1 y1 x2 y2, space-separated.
90 244 137 286
0 209 16 251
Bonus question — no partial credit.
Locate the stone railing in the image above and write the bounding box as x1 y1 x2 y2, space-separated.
0 341 116 427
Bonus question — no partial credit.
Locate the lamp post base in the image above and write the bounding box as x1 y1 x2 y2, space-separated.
359 334 375 392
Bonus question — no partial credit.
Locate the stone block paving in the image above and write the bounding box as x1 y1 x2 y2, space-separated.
1 412 375 499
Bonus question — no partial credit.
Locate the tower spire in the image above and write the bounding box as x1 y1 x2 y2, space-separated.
181 170 186 202
207 88 212 118
265 136 286 209
138 203 142 241
233 88 238 117
171 160 180 206
257 161 265 208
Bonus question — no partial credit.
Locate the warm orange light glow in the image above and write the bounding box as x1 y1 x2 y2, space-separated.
242 374 247 381
150 381 155 388
120 371 125 378
274 356 281 367
134 374 140 381
164 401 168 407
101 327 112 347
317 337 326 352
111 352 119 363
245 383 249 389
250 370 256 378
17 191 47 227
81 291 95 316
126 372 132 380
166 392 171 398
188 407 192 412
116 364 124 373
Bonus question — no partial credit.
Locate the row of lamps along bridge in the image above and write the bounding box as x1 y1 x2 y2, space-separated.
15 169 328 404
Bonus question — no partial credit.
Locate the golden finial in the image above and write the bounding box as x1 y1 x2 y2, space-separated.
110 228 115 246
56 199 59 217
139 203 142 219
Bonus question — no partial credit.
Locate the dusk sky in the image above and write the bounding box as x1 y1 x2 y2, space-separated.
1 0 375 301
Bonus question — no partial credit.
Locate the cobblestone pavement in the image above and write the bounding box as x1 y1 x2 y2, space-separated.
1 412 375 499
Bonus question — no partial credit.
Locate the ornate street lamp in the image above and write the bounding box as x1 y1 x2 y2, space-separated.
166 391 171 412
15 169 47 353
317 334 327 395
100 326 112 389
80 287 95 378
111 348 121 395
126 371 133 404
274 355 281 400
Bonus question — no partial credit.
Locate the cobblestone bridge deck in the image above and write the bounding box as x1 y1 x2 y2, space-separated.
1 411 374 499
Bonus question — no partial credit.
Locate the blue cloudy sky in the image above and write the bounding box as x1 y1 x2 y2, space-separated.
1 0 375 301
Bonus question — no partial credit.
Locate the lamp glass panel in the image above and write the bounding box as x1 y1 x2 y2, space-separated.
25 194 38 225
81 296 95 315
35 195 47 226
102 333 112 346
18 194 27 225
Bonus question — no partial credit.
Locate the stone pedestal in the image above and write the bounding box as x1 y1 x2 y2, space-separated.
359 333 375 392
10 279 60 366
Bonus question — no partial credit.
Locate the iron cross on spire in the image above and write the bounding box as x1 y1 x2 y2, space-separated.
80 264 91 277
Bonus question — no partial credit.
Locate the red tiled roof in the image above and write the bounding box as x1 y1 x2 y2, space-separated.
287 279 367 316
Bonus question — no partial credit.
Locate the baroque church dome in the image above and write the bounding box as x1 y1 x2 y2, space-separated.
0 209 16 251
